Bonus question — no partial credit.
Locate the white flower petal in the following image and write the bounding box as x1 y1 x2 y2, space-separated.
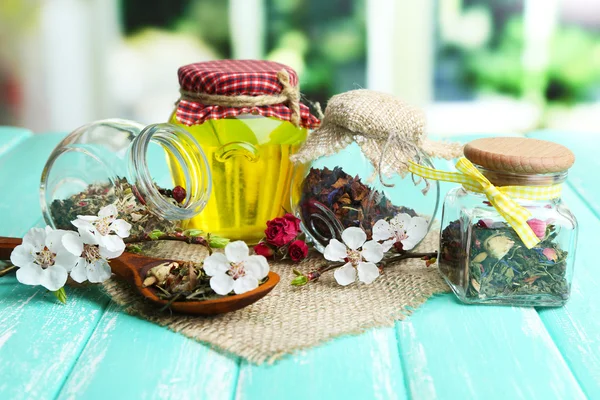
245 255 269 280
210 273 235 295
78 228 98 245
87 260 112 283
45 229 68 253
70 259 88 283
16 264 42 286
75 215 99 222
99 235 125 253
38 266 68 291
99 245 123 259
53 250 79 273
110 219 131 238
361 240 384 263
98 204 118 219
203 253 230 276
10 243 35 268
372 219 393 241
225 241 249 263
233 275 259 294
341 227 367 250
334 262 357 286
62 232 84 257
71 219 95 231
23 228 46 250
381 240 394 252
357 262 380 284
402 216 428 250
324 239 347 262
391 213 411 228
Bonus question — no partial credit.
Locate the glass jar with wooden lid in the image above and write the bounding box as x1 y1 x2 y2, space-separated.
438 137 577 306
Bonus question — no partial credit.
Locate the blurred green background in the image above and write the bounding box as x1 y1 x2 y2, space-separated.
1 0 599 134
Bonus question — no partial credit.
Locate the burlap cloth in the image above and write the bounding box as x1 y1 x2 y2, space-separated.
102 230 448 364
291 89 463 180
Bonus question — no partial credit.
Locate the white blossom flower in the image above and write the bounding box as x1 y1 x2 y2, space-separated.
10 227 79 291
203 241 269 295
62 229 119 283
72 204 131 254
372 213 428 252
324 227 384 286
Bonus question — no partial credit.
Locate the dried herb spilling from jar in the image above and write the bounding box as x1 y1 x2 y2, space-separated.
440 219 569 303
298 166 417 240
49 177 185 237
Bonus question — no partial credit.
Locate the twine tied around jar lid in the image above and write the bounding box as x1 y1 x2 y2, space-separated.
175 58 327 129
179 69 301 126
291 89 463 186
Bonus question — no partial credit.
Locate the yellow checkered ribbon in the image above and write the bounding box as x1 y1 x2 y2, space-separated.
408 157 563 249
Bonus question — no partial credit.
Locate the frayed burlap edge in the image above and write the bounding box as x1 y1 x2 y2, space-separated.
102 231 449 365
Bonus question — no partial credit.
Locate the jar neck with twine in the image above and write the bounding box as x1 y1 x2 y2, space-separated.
290 89 463 189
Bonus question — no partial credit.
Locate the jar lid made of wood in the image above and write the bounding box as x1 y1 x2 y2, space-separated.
464 137 575 174
464 137 575 186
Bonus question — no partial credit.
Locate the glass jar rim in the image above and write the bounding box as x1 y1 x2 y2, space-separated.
130 123 212 220
475 164 567 186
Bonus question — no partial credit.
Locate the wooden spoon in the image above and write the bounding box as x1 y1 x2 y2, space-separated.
0 237 279 315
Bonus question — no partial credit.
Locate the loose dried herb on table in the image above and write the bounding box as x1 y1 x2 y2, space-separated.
299 167 416 238
440 219 569 301
50 177 182 237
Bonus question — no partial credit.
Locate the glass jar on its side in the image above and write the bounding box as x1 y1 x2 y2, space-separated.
40 119 211 235
439 168 577 306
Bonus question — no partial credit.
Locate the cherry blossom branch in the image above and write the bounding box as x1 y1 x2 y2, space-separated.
292 251 438 286
0 265 16 277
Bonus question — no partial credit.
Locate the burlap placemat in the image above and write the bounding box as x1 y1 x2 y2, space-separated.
102 231 448 364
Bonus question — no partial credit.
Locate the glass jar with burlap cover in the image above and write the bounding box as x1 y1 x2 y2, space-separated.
291 89 462 252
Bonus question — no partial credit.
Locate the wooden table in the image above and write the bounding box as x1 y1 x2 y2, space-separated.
0 128 598 400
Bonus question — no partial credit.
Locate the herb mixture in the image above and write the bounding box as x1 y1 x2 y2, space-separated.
143 260 268 302
299 167 416 241
50 177 182 237
440 219 569 301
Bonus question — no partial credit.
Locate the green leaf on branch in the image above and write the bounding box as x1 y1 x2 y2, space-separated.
183 229 204 237
127 244 142 253
148 230 165 240
208 235 229 248
52 287 67 304
291 275 308 286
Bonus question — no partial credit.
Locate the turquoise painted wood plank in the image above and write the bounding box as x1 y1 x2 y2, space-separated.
526 130 600 218
0 133 66 235
56 303 239 400
395 295 585 399
394 133 585 399
524 130 600 395
535 188 600 396
0 133 111 400
0 126 32 158
235 328 407 400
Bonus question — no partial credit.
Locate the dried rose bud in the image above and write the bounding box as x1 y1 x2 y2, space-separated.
542 248 558 262
526 218 547 239
172 186 186 203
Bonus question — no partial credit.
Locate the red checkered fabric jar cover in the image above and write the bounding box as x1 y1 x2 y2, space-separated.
176 59 320 128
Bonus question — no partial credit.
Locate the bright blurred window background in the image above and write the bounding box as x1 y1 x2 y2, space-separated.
0 0 599 135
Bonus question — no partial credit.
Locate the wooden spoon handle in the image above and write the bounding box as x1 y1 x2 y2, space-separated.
0 237 22 261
